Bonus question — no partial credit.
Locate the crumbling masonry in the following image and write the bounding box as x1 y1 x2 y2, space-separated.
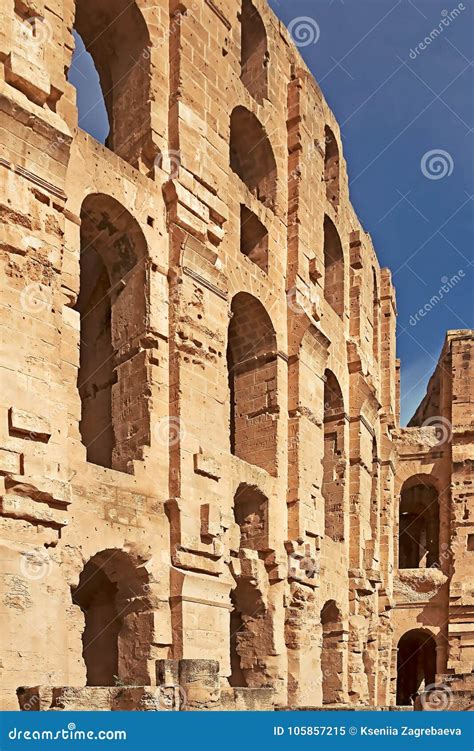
0 0 473 711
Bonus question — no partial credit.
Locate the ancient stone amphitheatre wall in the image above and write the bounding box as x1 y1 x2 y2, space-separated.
0 0 472 711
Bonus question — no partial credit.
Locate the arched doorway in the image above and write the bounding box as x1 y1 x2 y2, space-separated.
323 216 344 319
76 194 148 472
68 0 153 171
399 479 439 568
227 293 278 475
71 550 152 686
396 629 437 705
240 0 269 103
321 600 344 704
230 107 277 209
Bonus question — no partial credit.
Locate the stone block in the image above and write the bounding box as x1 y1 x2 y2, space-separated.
4 52 50 104
8 407 51 440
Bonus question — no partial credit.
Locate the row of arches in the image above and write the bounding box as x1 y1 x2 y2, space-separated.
231 113 345 322
74 197 432 571
68 1 343 208
72 543 434 706
74 191 347 490
68 0 272 167
71 495 345 705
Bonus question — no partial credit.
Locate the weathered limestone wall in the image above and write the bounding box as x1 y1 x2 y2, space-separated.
0 0 471 711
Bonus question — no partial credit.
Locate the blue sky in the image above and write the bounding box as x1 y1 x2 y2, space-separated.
69 0 473 424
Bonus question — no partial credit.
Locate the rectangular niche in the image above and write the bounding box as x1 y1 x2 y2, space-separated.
240 205 269 272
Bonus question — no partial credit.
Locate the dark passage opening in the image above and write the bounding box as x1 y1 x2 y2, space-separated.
396 630 436 705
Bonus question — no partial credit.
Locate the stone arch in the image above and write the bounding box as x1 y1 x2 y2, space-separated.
323 216 345 319
240 0 269 103
71 0 153 172
71 549 153 686
323 370 346 541
230 107 277 210
324 126 340 208
321 600 345 704
399 476 439 569
75 193 149 472
227 292 278 475
396 629 437 705
69 31 109 143
234 483 269 551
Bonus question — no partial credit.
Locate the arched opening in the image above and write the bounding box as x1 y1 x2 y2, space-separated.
324 126 340 208
230 107 277 210
396 629 436 705
323 216 344 319
227 293 278 475
69 0 153 172
229 580 265 687
71 550 152 686
229 484 270 687
399 480 439 568
76 194 148 472
372 268 380 361
321 600 344 704
68 31 109 144
322 370 345 541
234 483 268 551
240 0 269 103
